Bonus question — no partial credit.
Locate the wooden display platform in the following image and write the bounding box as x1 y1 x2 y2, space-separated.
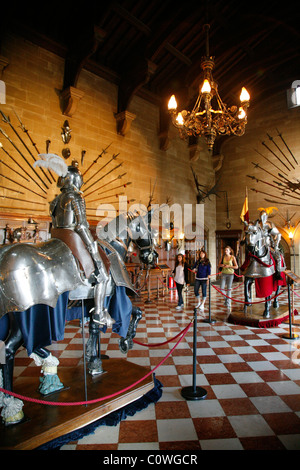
228 303 289 328
0 358 154 450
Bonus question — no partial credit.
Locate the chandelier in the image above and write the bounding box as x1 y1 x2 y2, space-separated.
168 24 250 151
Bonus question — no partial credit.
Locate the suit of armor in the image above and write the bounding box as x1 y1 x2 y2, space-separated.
260 210 285 276
50 161 113 326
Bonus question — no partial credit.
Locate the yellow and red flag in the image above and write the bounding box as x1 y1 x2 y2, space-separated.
240 194 249 223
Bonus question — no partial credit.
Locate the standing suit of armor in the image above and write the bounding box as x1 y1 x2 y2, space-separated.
260 210 285 278
50 161 113 326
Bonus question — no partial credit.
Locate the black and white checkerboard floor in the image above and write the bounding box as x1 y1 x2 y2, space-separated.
13 283 300 450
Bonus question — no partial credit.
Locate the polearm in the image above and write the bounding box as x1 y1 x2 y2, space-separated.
267 133 295 170
276 129 298 165
0 155 30 181
87 182 131 202
84 152 119 186
13 109 56 183
83 161 123 194
275 177 300 198
0 205 44 212
250 187 287 201
247 174 287 193
82 143 112 178
13 109 40 154
0 185 24 195
0 126 47 194
0 110 51 187
0 194 46 206
254 148 288 177
251 162 284 183
0 141 37 182
261 140 291 172
264 198 300 207
0 172 47 200
84 173 127 198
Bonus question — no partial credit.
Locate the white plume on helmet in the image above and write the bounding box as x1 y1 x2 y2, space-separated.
34 153 68 177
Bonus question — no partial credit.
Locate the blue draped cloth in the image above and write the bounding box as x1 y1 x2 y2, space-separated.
65 286 132 338
0 287 132 356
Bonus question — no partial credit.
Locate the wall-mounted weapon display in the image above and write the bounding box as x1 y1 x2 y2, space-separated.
248 131 299 211
0 108 132 223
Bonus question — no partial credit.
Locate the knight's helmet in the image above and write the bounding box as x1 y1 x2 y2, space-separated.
260 210 268 227
57 160 83 190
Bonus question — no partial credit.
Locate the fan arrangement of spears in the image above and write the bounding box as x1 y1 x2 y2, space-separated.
247 130 299 207
0 109 134 220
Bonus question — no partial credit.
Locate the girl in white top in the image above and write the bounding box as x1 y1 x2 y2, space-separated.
173 254 189 310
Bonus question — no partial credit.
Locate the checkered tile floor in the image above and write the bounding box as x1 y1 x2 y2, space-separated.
13 282 300 450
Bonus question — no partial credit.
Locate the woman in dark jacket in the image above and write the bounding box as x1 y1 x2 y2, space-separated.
192 249 211 310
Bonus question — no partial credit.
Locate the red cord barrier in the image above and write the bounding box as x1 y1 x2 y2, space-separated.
212 283 286 304
133 322 191 347
0 320 193 407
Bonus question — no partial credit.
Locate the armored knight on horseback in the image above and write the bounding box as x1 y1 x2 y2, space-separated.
49 160 114 327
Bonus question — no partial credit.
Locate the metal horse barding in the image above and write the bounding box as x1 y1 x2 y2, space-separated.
241 219 286 318
0 209 157 425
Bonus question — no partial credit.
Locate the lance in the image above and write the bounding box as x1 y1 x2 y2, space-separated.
0 156 30 181
0 126 47 194
85 173 127 198
261 140 290 172
0 194 46 206
13 109 56 183
83 161 123 194
82 143 112 178
267 133 295 170
250 187 287 201
84 152 119 186
0 172 47 200
254 148 288 177
276 129 298 165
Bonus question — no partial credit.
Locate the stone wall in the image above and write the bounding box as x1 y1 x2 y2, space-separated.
0 33 216 269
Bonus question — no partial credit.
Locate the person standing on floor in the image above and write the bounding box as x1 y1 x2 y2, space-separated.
218 245 238 309
192 249 211 310
173 253 189 310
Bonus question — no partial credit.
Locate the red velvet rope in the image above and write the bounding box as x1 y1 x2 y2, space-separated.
0 320 193 407
212 283 286 304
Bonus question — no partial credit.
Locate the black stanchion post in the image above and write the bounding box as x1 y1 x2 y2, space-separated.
181 308 207 400
203 278 216 324
81 299 88 405
282 281 299 340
